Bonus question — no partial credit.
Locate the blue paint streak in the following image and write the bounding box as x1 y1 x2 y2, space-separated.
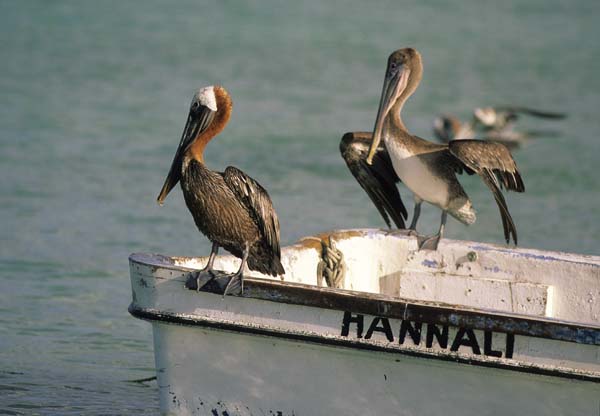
422 259 438 268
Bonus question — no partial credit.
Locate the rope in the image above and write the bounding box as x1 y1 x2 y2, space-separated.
316 236 346 289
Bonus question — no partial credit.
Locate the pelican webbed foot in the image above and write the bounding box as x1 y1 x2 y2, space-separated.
184 242 220 291
184 270 217 291
417 234 441 251
222 271 244 297
417 211 447 251
222 242 249 297
185 270 217 292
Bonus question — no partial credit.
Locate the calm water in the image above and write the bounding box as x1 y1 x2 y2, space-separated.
1 1 599 414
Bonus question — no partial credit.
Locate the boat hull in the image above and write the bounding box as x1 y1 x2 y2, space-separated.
129 230 600 415
148 321 598 416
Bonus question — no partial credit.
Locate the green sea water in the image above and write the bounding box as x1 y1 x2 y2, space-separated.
1 1 599 414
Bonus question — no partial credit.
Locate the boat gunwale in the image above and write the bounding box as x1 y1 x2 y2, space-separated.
128 303 600 383
129 252 600 346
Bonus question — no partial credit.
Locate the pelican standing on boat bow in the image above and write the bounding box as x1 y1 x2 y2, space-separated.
366 48 525 250
157 86 284 295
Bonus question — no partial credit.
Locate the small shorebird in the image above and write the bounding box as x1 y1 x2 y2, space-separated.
434 107 566 148
363 48 525 250
157 86 284 294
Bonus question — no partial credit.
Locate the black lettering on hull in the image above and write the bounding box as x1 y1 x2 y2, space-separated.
505 333 515 359
484 331 502 357
426 324 449 349
450 328 481 355
340 311 516 360
399 320 422 345
365 317 394 342
341 311 364 338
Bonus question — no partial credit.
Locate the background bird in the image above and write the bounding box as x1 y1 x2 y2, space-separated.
434 106 566 148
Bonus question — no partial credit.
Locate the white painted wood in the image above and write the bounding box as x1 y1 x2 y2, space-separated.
169 229 599 322
129 229 600 415
382 271 550 316
151 323 598 416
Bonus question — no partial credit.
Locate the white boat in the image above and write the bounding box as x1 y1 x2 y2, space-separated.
128 229 600 415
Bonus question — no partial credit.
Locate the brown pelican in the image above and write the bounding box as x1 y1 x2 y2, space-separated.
366 48 525 250
434 107 566 148
157 85 285 294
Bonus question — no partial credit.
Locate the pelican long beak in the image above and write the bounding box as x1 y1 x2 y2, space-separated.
157 106 215 205
366 64 410 165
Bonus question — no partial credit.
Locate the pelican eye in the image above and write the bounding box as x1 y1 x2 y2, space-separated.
389 60 403 76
